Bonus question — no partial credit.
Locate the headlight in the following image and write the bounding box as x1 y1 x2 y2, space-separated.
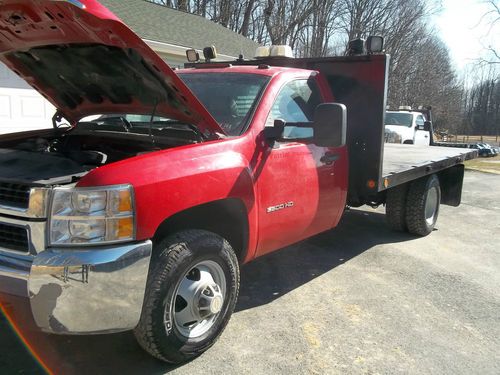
49 184 135 246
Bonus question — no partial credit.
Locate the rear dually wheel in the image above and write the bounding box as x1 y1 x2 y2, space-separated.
386 183 409 231
405 174 441 236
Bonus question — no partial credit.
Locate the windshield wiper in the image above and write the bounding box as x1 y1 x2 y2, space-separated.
149 121 208 141
91 116 133 131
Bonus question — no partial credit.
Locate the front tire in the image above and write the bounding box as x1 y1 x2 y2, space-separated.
134 230 240 364
405 175 441 236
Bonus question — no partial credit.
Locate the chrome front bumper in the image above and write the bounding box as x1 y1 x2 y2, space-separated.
0 240 152 334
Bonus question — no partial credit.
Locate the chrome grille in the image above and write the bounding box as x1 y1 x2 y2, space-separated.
0 222 29 253
0 182 31 209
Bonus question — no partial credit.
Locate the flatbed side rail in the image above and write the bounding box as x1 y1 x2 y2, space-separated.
380 147 477 191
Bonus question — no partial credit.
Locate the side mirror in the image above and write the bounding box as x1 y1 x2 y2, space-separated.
313 103 347 148
424 120 431 132
264 119 285 141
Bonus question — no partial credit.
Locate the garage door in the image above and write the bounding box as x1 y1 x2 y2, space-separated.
0 62 55 134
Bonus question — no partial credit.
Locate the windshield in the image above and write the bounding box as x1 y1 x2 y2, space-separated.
77 114 204 142
384 112 413 127
178 72 270 136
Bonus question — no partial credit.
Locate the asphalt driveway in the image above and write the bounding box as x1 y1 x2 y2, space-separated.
1 170 499 374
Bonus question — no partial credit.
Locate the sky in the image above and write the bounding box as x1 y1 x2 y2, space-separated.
434 0 499 74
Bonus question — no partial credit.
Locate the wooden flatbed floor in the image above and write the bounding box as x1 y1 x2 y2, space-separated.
380 143 477 190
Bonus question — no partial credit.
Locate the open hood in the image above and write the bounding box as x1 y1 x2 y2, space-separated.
0 0 225 136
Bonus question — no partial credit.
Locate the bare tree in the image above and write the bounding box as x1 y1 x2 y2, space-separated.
463 63 500 136
261 0 315 47
145 0 467 131
294 0 343 57
477 0 500 65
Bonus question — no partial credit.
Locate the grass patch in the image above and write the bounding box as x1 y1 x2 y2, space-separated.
464 154 500 174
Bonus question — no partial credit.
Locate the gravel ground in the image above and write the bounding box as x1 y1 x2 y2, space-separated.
1 170 499 374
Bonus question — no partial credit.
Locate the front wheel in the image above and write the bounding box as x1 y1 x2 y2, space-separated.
134 230 240 363
405 175 441 236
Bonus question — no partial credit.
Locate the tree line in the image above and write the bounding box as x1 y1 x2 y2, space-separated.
463 0 499 136
463 71 499 136
149 0 499 136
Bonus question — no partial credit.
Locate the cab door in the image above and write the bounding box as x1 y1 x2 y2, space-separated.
254 78 345 256
414 114 430 145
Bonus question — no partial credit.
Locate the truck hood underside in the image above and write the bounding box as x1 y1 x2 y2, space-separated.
0 0 224 135
10 43 182 114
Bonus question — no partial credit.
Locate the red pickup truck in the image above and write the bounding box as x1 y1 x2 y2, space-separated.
0 0 476 364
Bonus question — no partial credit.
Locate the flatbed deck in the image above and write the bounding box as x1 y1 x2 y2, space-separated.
380 143 477 190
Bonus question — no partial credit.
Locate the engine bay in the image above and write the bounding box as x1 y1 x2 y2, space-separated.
0 124 198 185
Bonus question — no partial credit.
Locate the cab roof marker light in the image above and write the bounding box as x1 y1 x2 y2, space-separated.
255 45 294 58
255 46 270 58
270 45 293 58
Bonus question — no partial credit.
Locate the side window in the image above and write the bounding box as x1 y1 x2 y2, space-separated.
416 115 425 127
266 78 321 139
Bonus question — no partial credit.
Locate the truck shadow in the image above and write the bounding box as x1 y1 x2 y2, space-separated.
0 208 415 375
236 207 412 311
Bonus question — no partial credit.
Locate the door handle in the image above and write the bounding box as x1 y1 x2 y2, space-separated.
320 153 339 165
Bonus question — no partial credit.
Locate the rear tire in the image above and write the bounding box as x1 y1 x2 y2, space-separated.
386 183 408 231
134 230 240 364
405 175 441 236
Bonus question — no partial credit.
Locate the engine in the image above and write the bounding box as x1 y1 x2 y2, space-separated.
0 130 169 185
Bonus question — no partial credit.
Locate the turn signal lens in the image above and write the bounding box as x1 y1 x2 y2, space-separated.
108 217 134 240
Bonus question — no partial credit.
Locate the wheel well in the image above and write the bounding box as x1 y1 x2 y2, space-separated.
153 198 249 262
403 140 414 144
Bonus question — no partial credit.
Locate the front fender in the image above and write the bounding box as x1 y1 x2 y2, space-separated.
76 140 258 244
